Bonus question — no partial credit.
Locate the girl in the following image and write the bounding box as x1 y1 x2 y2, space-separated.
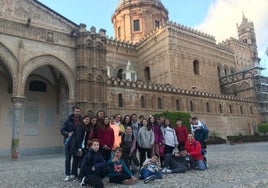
185 133 206 170
120 125 140 169
137 119 155 166
96 116 114 161
148 115 163 157
163 118 178 155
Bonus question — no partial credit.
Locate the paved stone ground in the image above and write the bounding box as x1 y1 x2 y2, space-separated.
0 142 268 188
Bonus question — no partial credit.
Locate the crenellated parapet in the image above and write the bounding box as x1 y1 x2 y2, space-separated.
216 41 234 54
165 21 216 44
219 37 249 48
106 77 254 103
107 37 136 50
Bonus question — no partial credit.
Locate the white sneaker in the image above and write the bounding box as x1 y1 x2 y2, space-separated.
80 176 86 187
205 162 209 169
64 175 70 182
166 169 172 174
161 167 167 173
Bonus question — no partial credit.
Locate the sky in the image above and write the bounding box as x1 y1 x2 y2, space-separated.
38 0 268 72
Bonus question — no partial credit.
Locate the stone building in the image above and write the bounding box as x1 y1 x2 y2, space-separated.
0 0 263 157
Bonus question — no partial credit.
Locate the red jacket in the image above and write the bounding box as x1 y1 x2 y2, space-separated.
96 126 115 149
175 125 188 142
185 139 204 160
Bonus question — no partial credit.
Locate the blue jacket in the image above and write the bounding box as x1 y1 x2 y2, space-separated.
60 114 82 144
81 149 106 176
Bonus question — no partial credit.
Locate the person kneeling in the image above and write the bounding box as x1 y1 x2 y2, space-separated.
140 154 162 184
106 147 137 185
80 139 110 188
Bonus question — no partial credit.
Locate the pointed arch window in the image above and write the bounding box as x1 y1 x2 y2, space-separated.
140 96 145 108
250 106 253 115
144 67 151 82
217 67 221 77
193 60 199 75
240 106 243 114
229 105 232 114
157 97 162 109
224 68 227 75
117 69 123 80
219 104 223 113
118 93 123 107
189 101 194 112
155 20 160 29
206 102 210 112
176 99 180 111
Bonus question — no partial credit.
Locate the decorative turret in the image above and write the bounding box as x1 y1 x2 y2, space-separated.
112 0 168 43
236 12 259 64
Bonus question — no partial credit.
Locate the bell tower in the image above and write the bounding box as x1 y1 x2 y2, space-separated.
237 12 259 63
112 0 168 43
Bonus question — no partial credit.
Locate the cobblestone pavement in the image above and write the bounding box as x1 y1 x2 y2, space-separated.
0 142 268 188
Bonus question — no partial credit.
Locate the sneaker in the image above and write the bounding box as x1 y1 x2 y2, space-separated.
144 175 156 184
205 162 209 169
80 176 86 187
70 175 75 180
161 167 167 173
64 175 70 182
166 169 172 174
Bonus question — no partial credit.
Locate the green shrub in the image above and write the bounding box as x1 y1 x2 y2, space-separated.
227 134 268 143
258 122 268 134
154 111 191 131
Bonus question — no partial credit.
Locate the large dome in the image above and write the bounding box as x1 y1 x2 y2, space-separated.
117 0 162 8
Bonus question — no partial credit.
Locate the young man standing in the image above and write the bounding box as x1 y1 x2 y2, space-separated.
60 106 82 181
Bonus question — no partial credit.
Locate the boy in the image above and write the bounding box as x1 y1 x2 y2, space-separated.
106 147 137 185
162 148 195 174
80 139 109 188
140 154 162 184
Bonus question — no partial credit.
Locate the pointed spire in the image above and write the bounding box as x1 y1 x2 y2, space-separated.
241 10 247 23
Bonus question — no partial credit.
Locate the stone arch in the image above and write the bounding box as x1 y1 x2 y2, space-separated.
87 73 94 81
239 81 250 90
21 55 75 100
95 74 105 82
0 43 19 95
86 39 93 48
95 41 104 50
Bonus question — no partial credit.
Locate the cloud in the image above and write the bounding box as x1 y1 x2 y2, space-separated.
196 0 268 56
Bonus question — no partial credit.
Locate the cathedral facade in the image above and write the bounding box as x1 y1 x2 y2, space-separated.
0 0 262 157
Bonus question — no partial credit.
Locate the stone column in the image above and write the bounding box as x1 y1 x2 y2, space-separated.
11 96 25 159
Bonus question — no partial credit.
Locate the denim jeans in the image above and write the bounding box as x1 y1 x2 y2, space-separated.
65 144 72 175
196 160 206 170
140 168 162 179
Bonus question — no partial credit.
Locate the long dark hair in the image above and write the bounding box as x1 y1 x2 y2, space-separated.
142 119 151 131
122 115 131 127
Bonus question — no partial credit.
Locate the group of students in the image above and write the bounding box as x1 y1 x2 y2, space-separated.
60 106 208 187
